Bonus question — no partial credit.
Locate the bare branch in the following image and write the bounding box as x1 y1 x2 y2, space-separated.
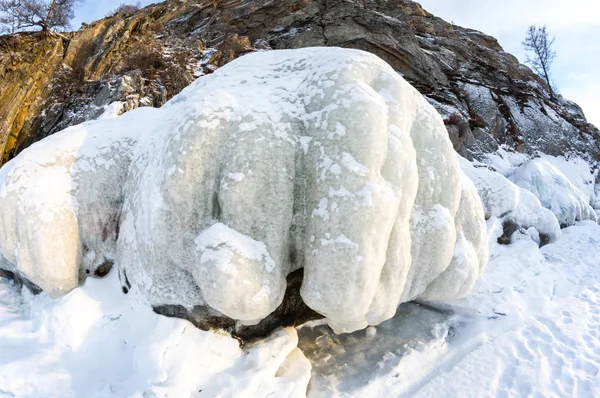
523 25 557 99
0 0 81 33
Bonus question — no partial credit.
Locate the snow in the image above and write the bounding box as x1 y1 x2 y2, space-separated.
482 146 529 172
300 220 600 397
2 220 599 397
0 270 311 398
0 109 156 296
537 154 598 206
3 44 600 397
482 148 599 227
459 156 561 244
0 36 599 398
0 48 488 334
404 221 600 397
98 102 125 120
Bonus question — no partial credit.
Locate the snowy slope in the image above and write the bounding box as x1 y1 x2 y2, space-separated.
405 220 600 397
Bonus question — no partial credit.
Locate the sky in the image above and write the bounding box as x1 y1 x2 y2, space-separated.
73 0 599 128
72 0 157 28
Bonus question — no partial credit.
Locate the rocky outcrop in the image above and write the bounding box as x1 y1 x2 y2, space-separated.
0 4 195 162
0 33 65 164
0 0 598 164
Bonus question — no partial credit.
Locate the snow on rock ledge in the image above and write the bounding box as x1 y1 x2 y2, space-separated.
0 48 488 334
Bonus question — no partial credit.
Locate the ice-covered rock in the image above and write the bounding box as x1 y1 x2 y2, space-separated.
459 157 561 246
0 48 488 334
482 149 599 228
537 155 598 207
507 159 598 227
0 110 157 296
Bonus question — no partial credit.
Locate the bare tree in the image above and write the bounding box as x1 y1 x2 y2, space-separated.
0 0 81 33
523 25 557 99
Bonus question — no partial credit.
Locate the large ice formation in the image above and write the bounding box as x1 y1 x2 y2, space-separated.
0 110 157 296
0 48 488 333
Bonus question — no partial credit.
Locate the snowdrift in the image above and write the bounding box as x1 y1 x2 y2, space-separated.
0 272 313 398
0 48 488 334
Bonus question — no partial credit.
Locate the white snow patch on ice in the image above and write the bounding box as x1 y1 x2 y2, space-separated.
98 101 125 120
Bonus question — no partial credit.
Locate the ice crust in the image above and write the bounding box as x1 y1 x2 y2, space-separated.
0 109 156 296
0 48 488 333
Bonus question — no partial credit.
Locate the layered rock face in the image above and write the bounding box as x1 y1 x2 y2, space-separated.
0 48 488 335
0 7 193 163
0 34 65 164
0 0 598 164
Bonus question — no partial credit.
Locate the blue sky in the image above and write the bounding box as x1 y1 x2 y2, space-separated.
72 0 156 27
74 0 599 128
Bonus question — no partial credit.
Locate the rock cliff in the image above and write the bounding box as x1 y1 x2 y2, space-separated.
0 0 598 164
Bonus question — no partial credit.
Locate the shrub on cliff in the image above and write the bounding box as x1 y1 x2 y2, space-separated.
108 2 140 17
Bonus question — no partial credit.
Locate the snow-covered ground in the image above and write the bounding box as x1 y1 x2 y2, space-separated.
1 219 599 397
0 270 312 398
404 220 600 397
